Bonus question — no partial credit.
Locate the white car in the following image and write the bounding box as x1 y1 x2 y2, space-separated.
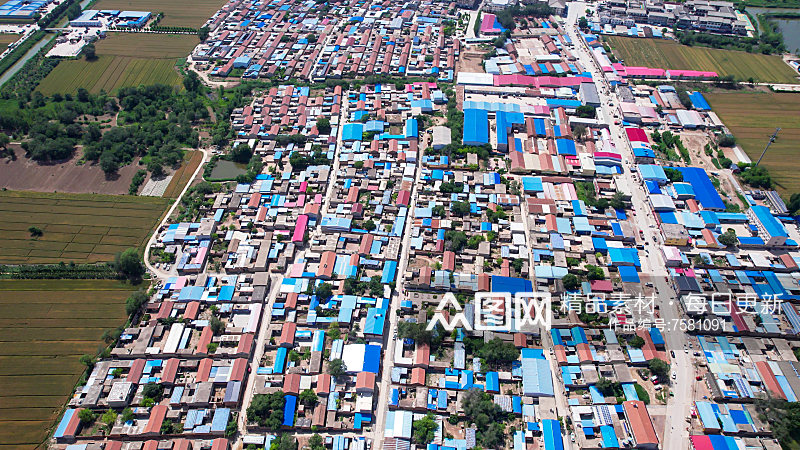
671 371 677 380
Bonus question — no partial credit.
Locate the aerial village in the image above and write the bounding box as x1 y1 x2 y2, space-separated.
46 0 800 450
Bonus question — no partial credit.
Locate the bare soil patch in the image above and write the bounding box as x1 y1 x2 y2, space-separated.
0 147 139 194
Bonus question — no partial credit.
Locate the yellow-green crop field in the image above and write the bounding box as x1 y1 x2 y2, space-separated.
0 279 132 449
92 0 226 27
605 36 799 84
706 92 800 194
37 34 198 95
0 190 170 264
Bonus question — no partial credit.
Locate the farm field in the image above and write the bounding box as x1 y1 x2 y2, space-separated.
0 33 19 47
0 279 132 449
162 150 203 198
37 34 198 95
706 92 800 194
605 36 799 84
91 0 226 27
0 190 170 264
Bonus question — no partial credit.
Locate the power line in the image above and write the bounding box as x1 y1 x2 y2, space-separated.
755 128 781 166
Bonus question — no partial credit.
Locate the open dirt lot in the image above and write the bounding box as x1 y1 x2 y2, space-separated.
0 146 139 194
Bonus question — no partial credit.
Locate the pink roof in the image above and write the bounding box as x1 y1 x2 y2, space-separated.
691 436 713 450
625 127 649 143
480 13 502 34
669 69 718 78
618 65 666 78
292 215 309 242
493 74 592 88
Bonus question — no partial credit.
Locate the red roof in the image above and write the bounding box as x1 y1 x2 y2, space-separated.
230 358 248 382
415 343 430 367
197 358 213 382
316 374 331 394
184 301 200 320
142 405 167 435
356 371 376 390
284 373 301 394
237 333 254 355
142 441 159 450
590 280 613 292
280 322 297 347
196 326 213 355
127 359 145 384
756 361 785 399
410 367 426 385
623 401 658 445
442 251 455 272
161 358 179 385
211 438 229 450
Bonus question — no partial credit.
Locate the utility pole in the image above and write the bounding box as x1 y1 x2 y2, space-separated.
755 128 781 166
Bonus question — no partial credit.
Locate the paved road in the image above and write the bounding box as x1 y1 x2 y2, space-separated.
237 272 285 437
371 127 426 446
143 148 209 279
565 4 691 449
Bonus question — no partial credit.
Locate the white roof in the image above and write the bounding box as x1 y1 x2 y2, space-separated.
456 72 494 86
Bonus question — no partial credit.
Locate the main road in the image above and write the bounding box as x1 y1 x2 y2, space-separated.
564 4 692 449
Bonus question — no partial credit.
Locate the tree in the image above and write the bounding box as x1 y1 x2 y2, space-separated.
451 201 470 217
363 219 376 231
121 407 135 424
718 229 737 247
316 117 331 135
247 392 285 430
573 124 587 142
649 358 670 379
0 132 9 149
717 134 736 147
147 158 164 177
28 226 43 238
328 358 347 379
209 315 225 335
273 434 297 450
125 290 148 316
412 413 438 445
327 322 341 340
77 87 90 102
585 264 605 280
610 191 625 210
461 388 507 444
115 248 144 279
183 70 201 92
142 382 163 401
83 43 96 61
99 150 119 174
445 230 468 252
231 143 253 164
78 408 96 425
316 282 333 300
628 335 645 348
198 26 210 41
562 273 580 291
578 16 589 29
308 434 325 450
576 105 596 119
299 388 318 407
595 377 616 396
397 320 433 344
479 338 520 367
664 167 683 182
